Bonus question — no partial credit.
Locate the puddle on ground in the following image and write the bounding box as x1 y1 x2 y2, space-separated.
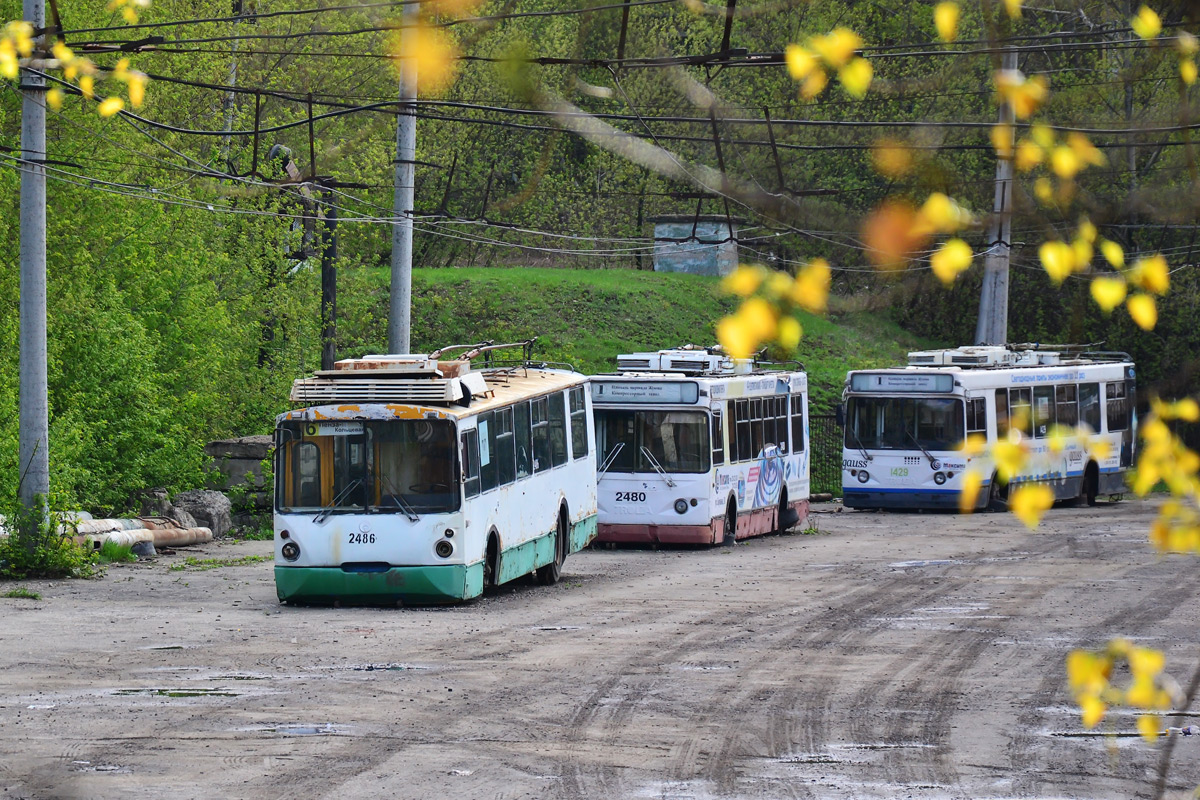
239 723 348 736
112 687 241 698
72 762 129 773
888 559 959 569
1050 731 1144 739
674 663 736 672
344 663 427 672
533 625 583 631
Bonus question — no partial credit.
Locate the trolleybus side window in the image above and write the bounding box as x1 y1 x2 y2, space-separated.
532 396 551 473
1009 388 1033 436
712 409 724 466
516 401 533 478
293 441 321 507
549 392 569 468
750 398 764 457
1056 385 1078 427
967 397 986 435
995 389 1009 438
1106 382 1129 431
569 387 588 460
461 429 481 498
790 394 806 452
733 400 751 462
770 397 788 451
478 411 497 492
1033 386 1055 438
495 407 516 486
1079 383 1101 432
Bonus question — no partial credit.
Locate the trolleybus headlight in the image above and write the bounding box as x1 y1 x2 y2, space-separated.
434 539 454 558
674 499 688 515
857 470 870 484
689 498 698 507
934 472 947 485
281 541 301 561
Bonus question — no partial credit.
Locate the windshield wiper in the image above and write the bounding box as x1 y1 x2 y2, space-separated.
639 446 677 488
845 424 872 463
313 478 364 524
598 442 625 476
378 473 420 522
905 427 938 468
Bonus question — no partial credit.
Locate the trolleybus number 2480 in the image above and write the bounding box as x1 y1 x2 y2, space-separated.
614 491 648 503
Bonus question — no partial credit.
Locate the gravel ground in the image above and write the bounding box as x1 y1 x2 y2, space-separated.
1 497 1197 799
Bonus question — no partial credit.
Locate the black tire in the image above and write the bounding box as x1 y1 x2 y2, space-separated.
724 503 737 546
1085 465 1099 506
775 489 799 533
483 533 500 589
536 510 567 585
986 475 1007 513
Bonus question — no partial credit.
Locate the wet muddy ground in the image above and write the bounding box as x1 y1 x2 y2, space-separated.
1 497 1198 799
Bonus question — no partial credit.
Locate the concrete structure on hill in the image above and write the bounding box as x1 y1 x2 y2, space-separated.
649 216 741 277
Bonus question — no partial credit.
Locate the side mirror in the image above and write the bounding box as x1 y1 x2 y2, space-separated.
835 403 845 427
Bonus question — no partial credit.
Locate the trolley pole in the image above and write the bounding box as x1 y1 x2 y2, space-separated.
975 49 1016 346
388 0 418 356
18 0 49 513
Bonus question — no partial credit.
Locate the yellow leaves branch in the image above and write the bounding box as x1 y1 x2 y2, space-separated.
1067 639 1179 741
786 27 872 100
715 261 831 359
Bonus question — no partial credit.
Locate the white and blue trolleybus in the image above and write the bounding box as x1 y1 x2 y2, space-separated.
273 341 598 603
840 345 1136 510
592 347 810 545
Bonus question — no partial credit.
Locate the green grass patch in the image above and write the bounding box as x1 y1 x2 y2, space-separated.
168 554 272 572
97 540 138 564
235 526 274 541
339 267 940 413
2 586 42 600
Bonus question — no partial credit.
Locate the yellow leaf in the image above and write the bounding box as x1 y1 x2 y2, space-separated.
1010 483 1054 529
811 27 862 68
1050 145 1081 179
1100 239 1124 267
1137 714 1162 742
1173 398 1200 422
838 58 873 98
777 316 802 350
79 75 95 100
737 297 778 341
717 315 755 360
1067 132 1106 167
128 74 146 107
1127 293 1158 330
1131 5 1162 40
1039 240 1075 284
1077 217 1097 242
391 22 459 94
959 470 982 513
791 258 831 313
1132 253 1169 294
872 138 913 178
46 87 63 110
991 123 1014 158
934 2 960 42
1086 436 1112 462
863 200 929 270
800 69 829 100
961 433 988 456
994 71 1048 119
97 96 124 117
1181 58 1197 85
994 439 1027 482
1003 0 1022 19
1072 237 1093 269
722 264 765 297
121 6 139 23
1080 694 1106 728
1031 123 1055 148
51 41 75 65
1034 177 1054 204
1129 647 1165 679
1178 31 1199 55
1090 276 1127 312
917 192 971 234
1014 138 1043 171
766 271 793 298
785 44 818 80
1067 650 1109 693
930 238 974 285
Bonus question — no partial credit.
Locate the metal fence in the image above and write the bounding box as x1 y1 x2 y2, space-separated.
809 414 842 496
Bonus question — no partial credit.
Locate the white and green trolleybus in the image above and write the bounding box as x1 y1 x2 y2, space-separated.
841 345 1136 510
273 341 598 604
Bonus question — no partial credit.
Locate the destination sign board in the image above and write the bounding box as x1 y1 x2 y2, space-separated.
591 381 700 404
304 421 364 436
850 373 954 393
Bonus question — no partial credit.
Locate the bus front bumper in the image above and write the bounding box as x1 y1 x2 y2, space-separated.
842 488 965 510
597 523 718 545
275 563 485 604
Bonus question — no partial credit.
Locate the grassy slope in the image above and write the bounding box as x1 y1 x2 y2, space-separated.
353 267 940 413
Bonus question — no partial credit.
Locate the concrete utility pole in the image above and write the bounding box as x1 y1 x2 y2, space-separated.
19 0 49 511
388 0 418 355
320 192 338 371
975 49 1017 346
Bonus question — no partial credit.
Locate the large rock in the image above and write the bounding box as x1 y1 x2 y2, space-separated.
204 435 273 510
171 490 233 538
138 488 199 529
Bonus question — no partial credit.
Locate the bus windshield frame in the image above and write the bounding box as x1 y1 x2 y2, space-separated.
595 408 712 474
844 395 966 452
275 419 460 515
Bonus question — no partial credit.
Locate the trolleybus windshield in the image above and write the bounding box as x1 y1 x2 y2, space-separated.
276 419 459 514
845 396 965 451
595 409 711 473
